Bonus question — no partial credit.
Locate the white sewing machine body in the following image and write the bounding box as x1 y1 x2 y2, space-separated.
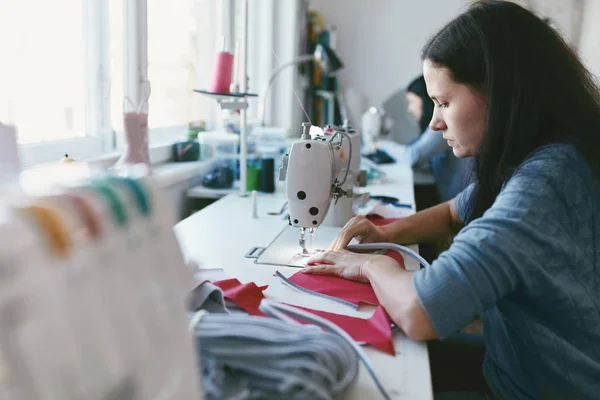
361 107 393 154
321 124 362 227
284 135 341 228
281 122 365 244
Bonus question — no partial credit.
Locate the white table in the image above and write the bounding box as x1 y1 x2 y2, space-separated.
174 160 433 399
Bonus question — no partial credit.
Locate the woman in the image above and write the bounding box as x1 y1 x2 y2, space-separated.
402 75 472 202
406 75 435 137
304 1 600 399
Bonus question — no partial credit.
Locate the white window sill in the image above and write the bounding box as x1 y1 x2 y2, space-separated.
84 142 216 188
82 142 174 169
152 159 215 188
18 140 215 194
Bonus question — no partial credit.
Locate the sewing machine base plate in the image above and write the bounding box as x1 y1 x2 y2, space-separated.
254 225 355 267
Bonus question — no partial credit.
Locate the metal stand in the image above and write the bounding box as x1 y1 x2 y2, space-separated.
194 0 253 197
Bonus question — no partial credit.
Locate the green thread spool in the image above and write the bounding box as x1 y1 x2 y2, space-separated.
246 163 261 191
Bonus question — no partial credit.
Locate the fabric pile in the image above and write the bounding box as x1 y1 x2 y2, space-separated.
188 281 360 400
194 312 359 400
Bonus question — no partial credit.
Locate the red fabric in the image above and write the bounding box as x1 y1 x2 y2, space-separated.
298 215 405 304
289 271 380 306
308 248 404 269
212 278 395 355
290 304 395 355
308 215 405 269
366 214 401 227
213 278 268 316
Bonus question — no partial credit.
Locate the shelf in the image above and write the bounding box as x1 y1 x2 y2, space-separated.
187 180 286 200
211 152 260 160
187 184 238 200
193 89 258 99
193 89 258 111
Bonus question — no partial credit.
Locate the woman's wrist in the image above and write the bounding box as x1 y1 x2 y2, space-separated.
379 224 395 243
362 254 403 281
380 219 407 244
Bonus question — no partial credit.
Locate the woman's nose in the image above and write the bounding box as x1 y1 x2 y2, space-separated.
430 111 446 131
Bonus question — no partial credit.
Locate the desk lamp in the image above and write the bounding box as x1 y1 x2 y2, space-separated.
258 43 343 126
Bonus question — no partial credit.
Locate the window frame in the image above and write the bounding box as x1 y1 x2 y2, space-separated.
119 0 225 148
17 0 112 168
17 0 242 168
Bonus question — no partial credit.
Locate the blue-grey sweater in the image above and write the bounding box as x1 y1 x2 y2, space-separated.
413 143 600 399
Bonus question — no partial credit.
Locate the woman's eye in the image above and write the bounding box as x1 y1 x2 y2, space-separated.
438 103 448 109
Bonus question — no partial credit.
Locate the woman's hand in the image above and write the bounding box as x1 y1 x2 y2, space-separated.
329 215 389 250
305 248 435 340
303 250 400 283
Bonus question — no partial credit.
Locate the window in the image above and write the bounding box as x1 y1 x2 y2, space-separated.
0 0 86 144
109 0 125 144
0 0 231 168
146 0 219 144
0 0 108 167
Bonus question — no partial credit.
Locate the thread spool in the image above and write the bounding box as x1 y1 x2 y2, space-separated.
259 157 275 193
246 162 261 192
209 38 234 94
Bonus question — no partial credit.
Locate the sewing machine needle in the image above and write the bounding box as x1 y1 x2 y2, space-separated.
299 228 308 255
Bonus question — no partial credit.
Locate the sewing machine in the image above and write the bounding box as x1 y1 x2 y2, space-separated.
279 122 366 254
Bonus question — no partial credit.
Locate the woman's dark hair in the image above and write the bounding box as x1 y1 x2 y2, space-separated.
407 75 435 133
421 0 600 222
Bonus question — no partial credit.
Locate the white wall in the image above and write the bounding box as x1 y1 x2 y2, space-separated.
308 0 470 141
579 0 600 81
304 0 589 142
308 0 471 110
270 0 306 135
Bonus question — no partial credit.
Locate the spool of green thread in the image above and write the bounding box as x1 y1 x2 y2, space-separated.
246 163 261 191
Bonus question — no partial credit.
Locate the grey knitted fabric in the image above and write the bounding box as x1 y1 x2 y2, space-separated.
188 282 359 399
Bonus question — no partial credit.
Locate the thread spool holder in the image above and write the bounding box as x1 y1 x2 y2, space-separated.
193 0 253 197
193 90 257 111
193 90 257 197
